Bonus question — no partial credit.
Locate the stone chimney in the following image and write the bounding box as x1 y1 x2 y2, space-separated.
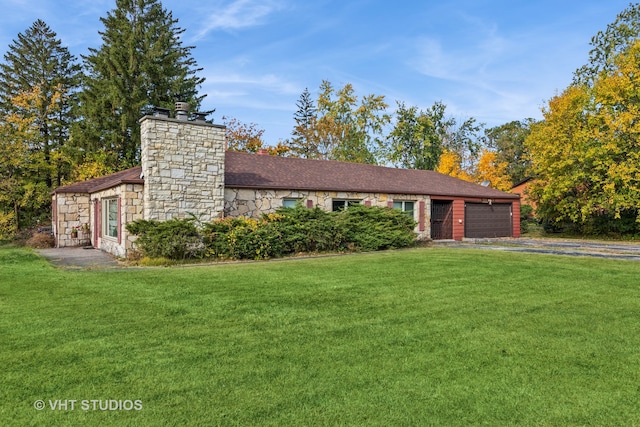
140 105 227 222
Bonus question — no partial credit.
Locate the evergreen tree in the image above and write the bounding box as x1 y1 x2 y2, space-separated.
289 88 319 158
75 0 206 170
0 19 81 188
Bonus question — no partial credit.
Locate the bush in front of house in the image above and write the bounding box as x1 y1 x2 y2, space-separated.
127 205 417 261
272 206 347 253
338 204 416 251
126 218 204 259
201 216 287 260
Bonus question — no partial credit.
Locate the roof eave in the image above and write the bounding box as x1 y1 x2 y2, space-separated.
89 178 144 194
226 183 520 199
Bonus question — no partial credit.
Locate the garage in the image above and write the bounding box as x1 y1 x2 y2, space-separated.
465 202 512 238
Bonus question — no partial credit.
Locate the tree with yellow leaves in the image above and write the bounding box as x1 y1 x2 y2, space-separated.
474 149 512 191
223 116 290 157
0 20 81 233
0 88 53 236
223 116 266 153
527 38 640 234
436 150 474 182
437 148 512 191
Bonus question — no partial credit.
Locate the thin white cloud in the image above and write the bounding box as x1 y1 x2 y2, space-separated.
204 71 300 96
192 0 283 40
411 29 512 85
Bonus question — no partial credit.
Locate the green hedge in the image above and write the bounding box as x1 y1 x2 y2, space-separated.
126 205 417 261
126 218 204 259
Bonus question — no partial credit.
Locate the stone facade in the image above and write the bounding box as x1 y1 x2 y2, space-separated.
140 116 226 222
52 192 91 248
224 188 431 239
53 111 520 257
90 183 144 258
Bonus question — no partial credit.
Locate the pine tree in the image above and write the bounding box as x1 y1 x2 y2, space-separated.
289 88 319 158
75 0 206 169
0 19 81 188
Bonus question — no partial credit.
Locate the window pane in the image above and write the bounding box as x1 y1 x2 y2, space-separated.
404 201 414 218
332 200 346 211
393 201 402 210
107 199 118 238
282 199 298 208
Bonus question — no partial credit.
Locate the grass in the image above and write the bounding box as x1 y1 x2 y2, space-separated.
1 245 640 426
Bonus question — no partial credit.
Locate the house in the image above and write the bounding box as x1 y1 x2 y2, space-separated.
52 106 521 257
511 177 536 210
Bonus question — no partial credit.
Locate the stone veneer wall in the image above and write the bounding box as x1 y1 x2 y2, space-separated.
140 116 226 222
224 188 431 239
54 192 91 248
91 183 144 258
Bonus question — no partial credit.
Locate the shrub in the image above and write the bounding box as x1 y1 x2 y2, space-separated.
126 218 204 259
201 217 249 257
338 204 416 251
129 205 418 261
201 216 287 260
273 206 346 253
520 204 535 234
0 211 17 241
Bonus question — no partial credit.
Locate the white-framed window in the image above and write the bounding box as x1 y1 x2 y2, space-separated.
103 198 119 239
282 198 300 208
332 199 361 211
393 200 415 218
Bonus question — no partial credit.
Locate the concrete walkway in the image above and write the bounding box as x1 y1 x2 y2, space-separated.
37 247 122 269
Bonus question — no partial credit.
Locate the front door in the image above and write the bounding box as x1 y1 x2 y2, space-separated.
431 200 453 240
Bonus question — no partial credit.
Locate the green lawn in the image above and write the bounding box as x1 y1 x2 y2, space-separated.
1 245 640 426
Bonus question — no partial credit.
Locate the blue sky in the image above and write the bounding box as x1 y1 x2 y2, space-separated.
0 0 634 145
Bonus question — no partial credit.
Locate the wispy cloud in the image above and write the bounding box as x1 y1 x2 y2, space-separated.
411 28 511 84
204 71 301 96
192 0 283 40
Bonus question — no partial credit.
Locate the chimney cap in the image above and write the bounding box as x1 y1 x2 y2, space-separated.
194 112 208 122
175 101 189 112
153 106 170 117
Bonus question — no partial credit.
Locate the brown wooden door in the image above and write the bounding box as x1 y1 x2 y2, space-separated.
431 200 453 240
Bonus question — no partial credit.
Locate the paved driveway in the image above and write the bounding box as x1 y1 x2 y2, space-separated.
37 247 121 269
436 238 640 261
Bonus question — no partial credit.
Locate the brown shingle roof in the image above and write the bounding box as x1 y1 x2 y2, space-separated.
53 166 143 194
54 152 518 200
225 151 518 199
